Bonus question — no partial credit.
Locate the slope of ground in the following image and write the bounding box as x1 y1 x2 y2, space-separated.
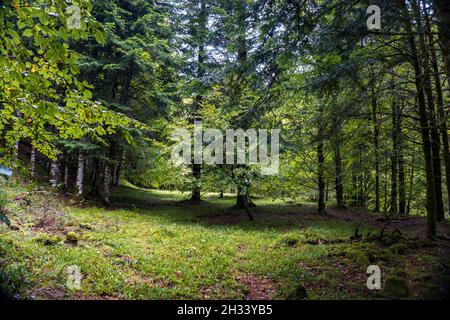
0 180 449 300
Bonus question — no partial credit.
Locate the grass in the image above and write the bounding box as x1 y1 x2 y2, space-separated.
0 180 448 300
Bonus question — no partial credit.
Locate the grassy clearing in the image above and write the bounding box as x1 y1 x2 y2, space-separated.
0 180 449 300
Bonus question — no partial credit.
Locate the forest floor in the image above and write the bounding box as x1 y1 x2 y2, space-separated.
1 179 449 300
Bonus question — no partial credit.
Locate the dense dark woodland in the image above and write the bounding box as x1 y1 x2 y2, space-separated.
1 0 450 300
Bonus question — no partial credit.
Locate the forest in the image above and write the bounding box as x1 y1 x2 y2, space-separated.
0 0 450 301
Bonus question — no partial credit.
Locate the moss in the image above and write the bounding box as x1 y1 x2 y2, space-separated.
384 276 409 298
36 234 63 246
65 231 80 244
388 243 408 255
345 250 369 267
79 222 94 230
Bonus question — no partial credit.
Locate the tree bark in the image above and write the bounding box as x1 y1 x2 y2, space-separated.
318 140 326 214
397 104 406 215
433 0 450 88
390 101 398 215
232 0 254 208
371 87 381 212
236 184 255 220
357 145 365 206
64 153 70 189
414 0 445 221
191 162 201 202
89 159 99 196
406 164 414 215
13 140 19 176
114 150 126 188
404 2 436 239
76 150 85 197
334 142 344 208
30 146 36 180
190 0 207 202
101 163 111 205
49 156 60 189
426 6 450 217
383 155 389 214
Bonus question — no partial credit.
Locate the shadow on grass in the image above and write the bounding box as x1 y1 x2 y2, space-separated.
109 185 450 241
108 186 376 237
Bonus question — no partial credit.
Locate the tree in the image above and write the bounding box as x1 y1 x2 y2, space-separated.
0 0 134 166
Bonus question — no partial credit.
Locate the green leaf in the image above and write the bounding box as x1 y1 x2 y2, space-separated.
17 20 26 29
94 29 106 44
23 29 33 37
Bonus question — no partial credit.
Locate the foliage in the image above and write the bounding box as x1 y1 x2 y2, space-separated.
0 0 140 164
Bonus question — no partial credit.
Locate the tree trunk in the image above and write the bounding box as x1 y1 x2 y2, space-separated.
334 143 344 208
414 0 445 221
64 153 70 189
114 150 126 188
13 140 19 176
236 184 254 220
372 89 381 212
406 164 414 215
13 141 19 159
383 156 389 214
191 163 201 201
49 156 60 189
89 159 99 196
76 150 85 197
317 141 326 214
112 163 118 188
433 0 450 88
236 186 247 207
397 104 406 215
404 1 436 239
121 63 134 105
190 0 207 203
96 159 105 197
30 146 36 180
316 94 326 214
230 0 254 208
101 163 111 205
426 6 450 217
358 146 365 207
390 101 398 215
